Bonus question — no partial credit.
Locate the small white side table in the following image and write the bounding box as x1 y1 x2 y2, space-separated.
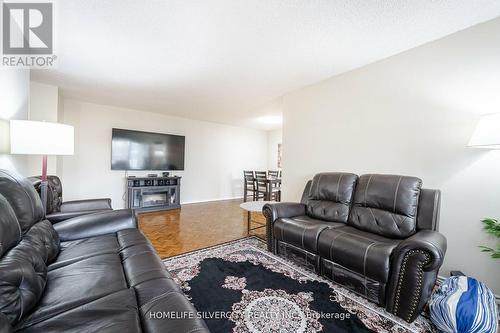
239 201 274 237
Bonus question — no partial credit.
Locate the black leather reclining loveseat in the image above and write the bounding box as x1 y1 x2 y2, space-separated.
0 170 209 333
263 172 446 323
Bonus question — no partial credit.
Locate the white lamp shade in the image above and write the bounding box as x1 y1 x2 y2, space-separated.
0 120 9 153
468 113 500 149
10 120 74 155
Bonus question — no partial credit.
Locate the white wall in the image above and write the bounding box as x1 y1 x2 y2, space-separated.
0 69 30 175
267 129 282 170
60 99 268 207
26 81 60 176
282 18 500 293
29 82 59 122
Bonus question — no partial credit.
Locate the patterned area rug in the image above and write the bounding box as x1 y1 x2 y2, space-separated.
163 237 434 333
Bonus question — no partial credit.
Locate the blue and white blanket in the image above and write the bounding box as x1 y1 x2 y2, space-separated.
429 276 498 333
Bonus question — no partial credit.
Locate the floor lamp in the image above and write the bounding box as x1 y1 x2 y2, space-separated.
10 120 74 213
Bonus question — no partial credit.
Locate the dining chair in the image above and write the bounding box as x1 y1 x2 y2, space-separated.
268 179 281 201
243 171 256 202
254 172 268 201
267 170 281 201
268 170 279 179
255 172 281 201
255 171 267 179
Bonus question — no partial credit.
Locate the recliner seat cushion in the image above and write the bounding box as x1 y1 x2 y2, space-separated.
50 234 120 270
117 228 151 249
349 174 422 238
305 172 358 222
274 215 344 253
18 253 128 329
50 229 149 271
16 289 142 333
16 229 207 333
318 226 401 283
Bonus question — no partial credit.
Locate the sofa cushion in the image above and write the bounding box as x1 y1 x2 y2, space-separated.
52 228 147 271
15 289 142 333
274 215 344 253
117 228 151 249
0 170 45 233
305 172 358 222
349 174 422 238
117 231 208 333
318 226 401 282
50 234 120 270
19 254 128 328
121 244 171 286
141 289 208 333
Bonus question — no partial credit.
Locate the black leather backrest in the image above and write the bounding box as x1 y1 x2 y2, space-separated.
349 174 422 238
417 188 441 231
0 170 45 233
0 195 21 257
0 237 48 326
0 197 55 327
305 172 358 223
0 172 60 327
300 180 312 204
29 175 63 214
0 312 13 333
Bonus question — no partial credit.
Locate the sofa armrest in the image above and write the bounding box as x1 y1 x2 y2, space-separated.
393 230 447 271
60 198 112 212
47 210 113 224
386 230 447 322
54 209 137 241
263 202 306 252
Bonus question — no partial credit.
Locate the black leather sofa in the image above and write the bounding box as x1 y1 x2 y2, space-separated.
263 172 446 323
0 170 209 333
30 175 113 223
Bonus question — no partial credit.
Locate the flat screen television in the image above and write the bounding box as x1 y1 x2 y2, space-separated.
111 128 185 171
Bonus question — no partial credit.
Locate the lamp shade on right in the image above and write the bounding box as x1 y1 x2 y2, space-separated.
468 113 500 149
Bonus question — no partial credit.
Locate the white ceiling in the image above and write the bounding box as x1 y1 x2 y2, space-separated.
32 0 500 130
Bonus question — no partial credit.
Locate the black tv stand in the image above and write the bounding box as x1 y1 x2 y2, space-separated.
126 176 181 213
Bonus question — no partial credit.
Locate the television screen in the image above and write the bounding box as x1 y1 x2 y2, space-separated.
111 128 185 170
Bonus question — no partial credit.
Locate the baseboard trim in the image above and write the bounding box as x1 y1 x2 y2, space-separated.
181 196 243 205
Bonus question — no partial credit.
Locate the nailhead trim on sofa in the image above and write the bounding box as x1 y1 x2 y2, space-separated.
392 249 431 321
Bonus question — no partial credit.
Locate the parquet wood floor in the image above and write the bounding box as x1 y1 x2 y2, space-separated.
138 199 266 259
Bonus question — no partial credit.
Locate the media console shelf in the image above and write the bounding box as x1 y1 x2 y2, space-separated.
126 176 181 213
